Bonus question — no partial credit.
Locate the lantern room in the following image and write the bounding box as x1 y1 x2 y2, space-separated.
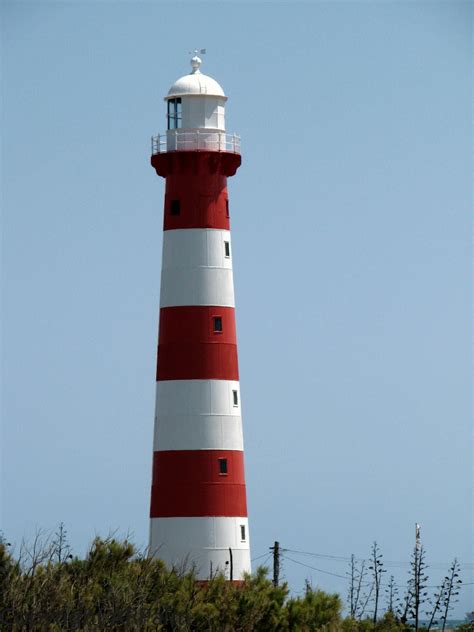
166 55 227 131
157 55 239 153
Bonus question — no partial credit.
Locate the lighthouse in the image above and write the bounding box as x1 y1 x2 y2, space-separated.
148 54 251 581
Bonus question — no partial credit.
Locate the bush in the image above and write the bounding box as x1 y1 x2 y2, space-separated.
0 534 423 631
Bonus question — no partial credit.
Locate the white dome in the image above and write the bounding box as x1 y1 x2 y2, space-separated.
166 72 226 100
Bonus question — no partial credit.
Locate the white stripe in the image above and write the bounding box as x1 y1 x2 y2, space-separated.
162 229 233 270
160 229 235 307
149 517 251 580
154 380 243 451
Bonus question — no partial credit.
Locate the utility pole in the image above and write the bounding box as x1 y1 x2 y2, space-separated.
270 541 280 587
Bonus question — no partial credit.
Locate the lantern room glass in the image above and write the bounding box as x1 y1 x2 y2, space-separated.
167 98 182 130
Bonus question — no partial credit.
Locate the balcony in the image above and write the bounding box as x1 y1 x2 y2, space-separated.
151 130 241 155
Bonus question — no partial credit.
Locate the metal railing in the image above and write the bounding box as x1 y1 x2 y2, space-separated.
151 130 241 155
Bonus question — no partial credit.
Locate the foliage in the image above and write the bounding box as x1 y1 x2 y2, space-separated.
438 559 462 632
454 624 474 632
368 542 386 626
347 554 368 620
345 537 465 632
385 576 400 616
0 535 343 631
342 613 410 632
397 544 429 631
0 530 465 632
286 581 342 630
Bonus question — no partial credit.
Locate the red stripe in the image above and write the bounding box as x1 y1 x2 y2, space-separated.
150 152 240 230
156 306 239 381
150 450 247 517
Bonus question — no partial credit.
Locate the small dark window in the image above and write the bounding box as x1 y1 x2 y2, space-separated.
167 98 182 130
170 199 180 215
240 525 246 541
213 316 223 332
232 390 238 406
225 200 230 217
224 241 230 258
219 458 228 475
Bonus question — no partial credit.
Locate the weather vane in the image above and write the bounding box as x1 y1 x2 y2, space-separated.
189 49 206 73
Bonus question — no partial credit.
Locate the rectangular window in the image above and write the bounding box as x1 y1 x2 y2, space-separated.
232 390 239 407
240 525 246 541
224 241 230 258
225 199 230 217
167 98 182 130
170 199 180 215
213 316 223 332
218 458 228 475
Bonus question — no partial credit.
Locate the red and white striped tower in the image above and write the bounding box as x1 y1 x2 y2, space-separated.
149 54 251 581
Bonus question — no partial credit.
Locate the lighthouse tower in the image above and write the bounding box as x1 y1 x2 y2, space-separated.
149 55 251 581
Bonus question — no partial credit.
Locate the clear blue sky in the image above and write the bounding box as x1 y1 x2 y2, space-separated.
2 0 472 617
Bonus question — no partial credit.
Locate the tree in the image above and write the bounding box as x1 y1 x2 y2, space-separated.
347 554 369 620
286 584 342 631
439 558 462 632
400 544 429 631
385 575 399 615
0 531 349 631
51 522 72 564
369 541 386 626
347 554 358 618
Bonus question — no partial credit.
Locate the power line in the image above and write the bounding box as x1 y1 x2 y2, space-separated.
283 554 363 581
262 554 273 569
251 552 270 562
284 548 474 569
282 554 474 590
252 552 273 568
285 549 351 562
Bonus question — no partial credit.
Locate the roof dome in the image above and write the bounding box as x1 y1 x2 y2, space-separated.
166 55 227 100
